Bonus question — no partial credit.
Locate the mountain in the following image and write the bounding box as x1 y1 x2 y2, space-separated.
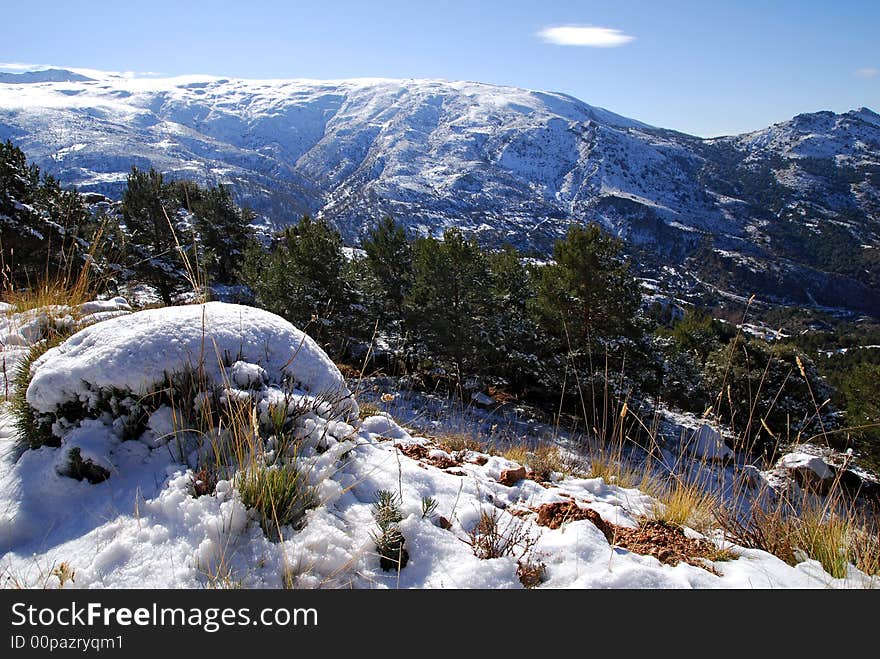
0 69 878 316
0 68 95 84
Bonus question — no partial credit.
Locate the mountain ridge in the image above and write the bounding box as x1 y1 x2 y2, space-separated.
0 68 877 316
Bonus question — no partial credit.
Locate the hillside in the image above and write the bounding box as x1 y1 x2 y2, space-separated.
1 68 878 316
2 300 876 589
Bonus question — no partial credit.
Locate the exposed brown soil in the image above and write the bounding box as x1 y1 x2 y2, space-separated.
534 501 606 530
335 363 363 378
533 501 724 574
398 443 460 469
487 387 518 404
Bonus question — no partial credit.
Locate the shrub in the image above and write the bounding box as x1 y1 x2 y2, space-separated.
466 509 535 561
10 336 69 450
238 463 317 540
704 338 833 457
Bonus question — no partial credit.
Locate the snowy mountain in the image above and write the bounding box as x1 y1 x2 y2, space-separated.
1 68 878 316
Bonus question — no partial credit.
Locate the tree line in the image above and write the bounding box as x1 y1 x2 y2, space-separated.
3 139 873 465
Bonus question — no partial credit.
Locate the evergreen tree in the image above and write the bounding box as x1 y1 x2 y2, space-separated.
404 228 492 373
0 140 96 286
482 245 545 390
534 223 642 349
189 184 256 284
839 363 880 470
361 216 412 323
531 223 657 415
239 215 347 349
669 307 733 363
121 167 193 304
704 339 833 457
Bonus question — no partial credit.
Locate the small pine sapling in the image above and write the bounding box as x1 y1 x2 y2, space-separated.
370 489 409 571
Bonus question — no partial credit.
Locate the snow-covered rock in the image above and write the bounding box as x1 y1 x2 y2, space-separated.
779 452 834 481
25 302 357 423
688 424 734 461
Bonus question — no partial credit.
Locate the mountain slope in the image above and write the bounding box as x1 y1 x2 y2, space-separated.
1 69 878 316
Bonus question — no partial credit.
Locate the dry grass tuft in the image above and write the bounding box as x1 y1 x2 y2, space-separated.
502 443 566 481
435 431 487 454
652 475 721 533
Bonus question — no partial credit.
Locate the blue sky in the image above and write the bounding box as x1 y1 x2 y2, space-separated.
2 0 878 136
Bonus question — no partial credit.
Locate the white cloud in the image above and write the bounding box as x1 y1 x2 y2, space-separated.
537 25 635 48
855 67 879 79
0 61 53 72
0 62 165 79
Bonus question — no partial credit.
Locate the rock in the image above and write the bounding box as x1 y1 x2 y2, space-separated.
688 424 734 462
499 465 527 486
778 452 835 494
470 391 496 409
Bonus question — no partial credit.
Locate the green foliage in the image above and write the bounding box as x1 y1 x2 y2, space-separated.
239 216 350 350
121 167 194 304
187 184 257 284
669 308 733 363
837 363 880 470
0 140 99 286
481 245 546 389
530 223 659 405
10 338 66 451
768 212 877 288
420 495 438 519
370 489 409 571
238 463 318 540
657 342 711 412
534 223 642 349
704 338 832 457
404 228 493 373
361 216 413 322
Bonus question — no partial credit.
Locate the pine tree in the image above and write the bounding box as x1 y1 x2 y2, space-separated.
0 140 97 286
240 215 347 349
361 216 412 323
534 223 642 350
189 184 256 284
532 223 656 412
482 245 545 390
404 228 492 373
121 167 193 305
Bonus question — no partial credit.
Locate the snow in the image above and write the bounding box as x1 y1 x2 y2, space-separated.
688 424 734 461
0 67 732 247
2 67 877 316
2 402 872 589
779 452 834 480
26 301 357 421
470 391 496 407
0 299 877 589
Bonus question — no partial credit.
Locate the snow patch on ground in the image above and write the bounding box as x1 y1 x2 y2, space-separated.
1 301 877 589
